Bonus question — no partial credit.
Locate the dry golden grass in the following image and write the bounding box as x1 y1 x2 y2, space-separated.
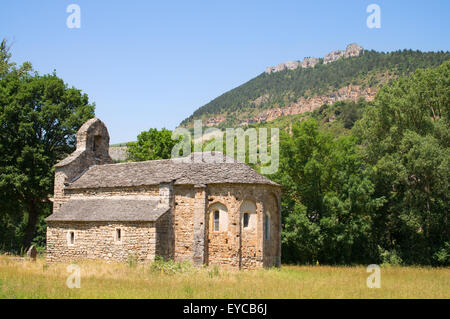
0 256 448 299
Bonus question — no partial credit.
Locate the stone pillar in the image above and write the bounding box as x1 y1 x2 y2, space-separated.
158 182 175 260
193 184 207 266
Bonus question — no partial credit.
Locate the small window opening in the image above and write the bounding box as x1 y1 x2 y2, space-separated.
93 135 101 152
116 228 122 242
243 213 249 228
214 211 220 232
69 231 75 245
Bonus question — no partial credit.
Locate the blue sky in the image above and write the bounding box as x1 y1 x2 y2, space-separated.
1 0 449 144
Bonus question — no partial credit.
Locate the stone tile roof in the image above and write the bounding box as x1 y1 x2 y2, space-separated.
67 155 279 189
46 198 169 222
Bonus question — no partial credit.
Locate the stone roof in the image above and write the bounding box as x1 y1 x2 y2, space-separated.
67 155 279 189
46 197 168 222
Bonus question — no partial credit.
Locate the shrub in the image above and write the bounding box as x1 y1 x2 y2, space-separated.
378 246 403 266
150 256 192 274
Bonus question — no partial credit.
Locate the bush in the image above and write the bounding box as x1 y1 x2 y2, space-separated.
378 246 403 266
433 242 450 266
150 256 192 274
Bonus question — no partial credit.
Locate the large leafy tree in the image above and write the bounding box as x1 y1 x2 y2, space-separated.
0 40 95 249
274 119 383 264
127 128 179 161
354 61 449 265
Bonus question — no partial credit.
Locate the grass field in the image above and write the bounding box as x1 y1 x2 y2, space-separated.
0 256 448 299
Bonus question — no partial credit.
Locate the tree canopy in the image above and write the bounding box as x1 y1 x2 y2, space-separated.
127 128 179 161
353 61 449 265
0 40 95 251
273 119 384 264
274 61 449 266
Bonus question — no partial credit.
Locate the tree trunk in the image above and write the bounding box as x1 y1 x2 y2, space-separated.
23 199 38 249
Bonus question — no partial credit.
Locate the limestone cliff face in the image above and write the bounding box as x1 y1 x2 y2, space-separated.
265 43 363 74
244 84 375 125
301 57 319 68
266 61 300 74
204 85 377 127
324 43 363 64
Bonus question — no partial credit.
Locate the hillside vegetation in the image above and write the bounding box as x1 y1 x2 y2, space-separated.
181 49 450 128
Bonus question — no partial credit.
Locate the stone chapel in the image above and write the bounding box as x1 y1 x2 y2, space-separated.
46 118 281 269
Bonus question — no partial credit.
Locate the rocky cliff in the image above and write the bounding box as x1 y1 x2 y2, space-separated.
180 48 450 129
266 61 300 74
265 43 363 74
324 44 363 64
203 85 376 127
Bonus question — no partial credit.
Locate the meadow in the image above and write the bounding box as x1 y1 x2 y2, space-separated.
0 256 448 299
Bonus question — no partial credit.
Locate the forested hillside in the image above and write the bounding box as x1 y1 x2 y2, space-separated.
181 49 450 128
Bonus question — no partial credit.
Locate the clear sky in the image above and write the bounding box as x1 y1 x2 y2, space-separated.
1 0 449 143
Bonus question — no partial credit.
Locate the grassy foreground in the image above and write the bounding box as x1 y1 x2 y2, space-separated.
0 256 448 299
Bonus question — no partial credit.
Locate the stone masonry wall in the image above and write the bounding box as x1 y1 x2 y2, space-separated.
155 211 172 260
204 184 281 269
157 183 175 260
263 193 282 267
65 186 159 197
46 221 157 263
173 185 195 262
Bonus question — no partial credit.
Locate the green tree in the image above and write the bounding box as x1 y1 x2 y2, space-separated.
274 119 383 264
127 128 179 161
0 53 95 250
354 61 450 265
0 39 32 80
0 39 13 78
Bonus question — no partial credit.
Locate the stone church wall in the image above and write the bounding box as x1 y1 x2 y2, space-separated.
173 185 196 262
46 221 156 263
198 183 281 269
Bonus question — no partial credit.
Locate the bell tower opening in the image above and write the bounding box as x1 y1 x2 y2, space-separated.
93 135 102 152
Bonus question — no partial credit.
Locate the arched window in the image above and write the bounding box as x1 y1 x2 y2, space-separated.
209 203 228 232
243 213 249 228
214 210 220 232
240 200 257 230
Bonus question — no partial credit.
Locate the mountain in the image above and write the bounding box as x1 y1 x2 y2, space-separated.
180 45 450 129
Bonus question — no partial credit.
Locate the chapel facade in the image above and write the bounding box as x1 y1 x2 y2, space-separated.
46 118 281 269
